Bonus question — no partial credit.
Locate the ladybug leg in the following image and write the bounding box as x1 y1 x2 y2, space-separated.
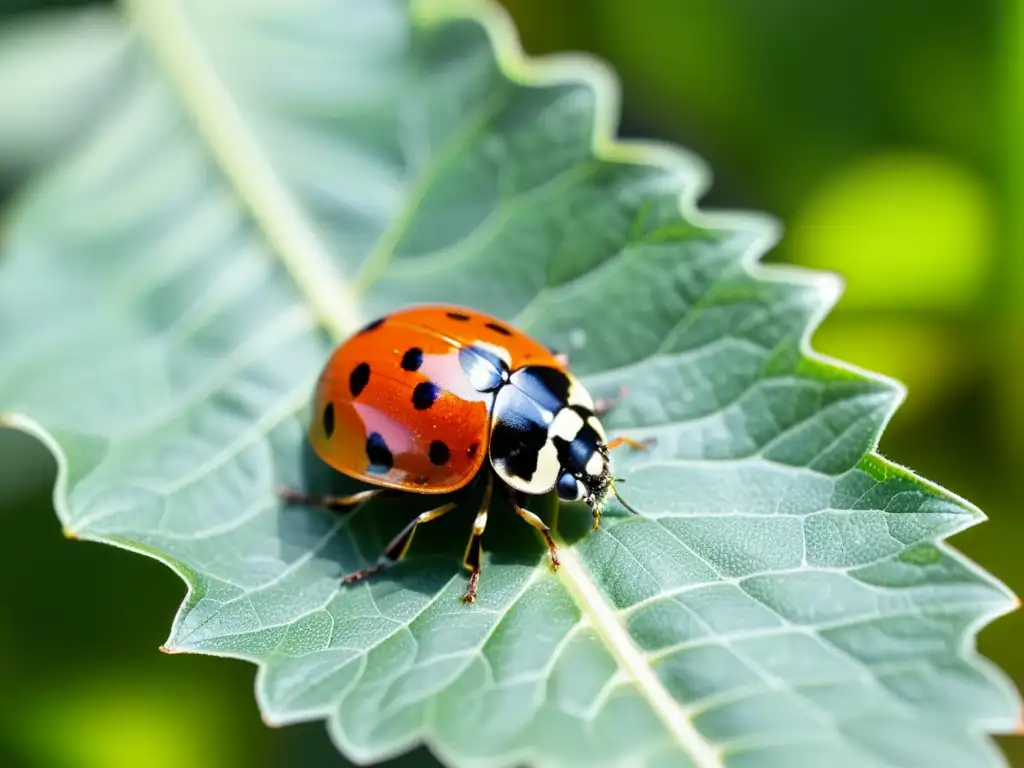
460 473 494 604
606 436 651 451
511 494 560 571
341 501 457 586
592 386 630 417
277 487 387 510
546 345 569 367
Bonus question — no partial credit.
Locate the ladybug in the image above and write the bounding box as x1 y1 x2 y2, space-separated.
280 304 645 603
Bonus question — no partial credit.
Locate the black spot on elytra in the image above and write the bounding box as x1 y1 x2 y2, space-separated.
349 362 370 398
321 402 335 438
485 321 512 336
412 381 440 410
365 432 393 474
401 347 423 372
358 317 385 334
446 311 471 321
429 440 450 466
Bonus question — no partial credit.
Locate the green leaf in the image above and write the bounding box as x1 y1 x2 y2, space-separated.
0 8 127 179
1 1 1019 766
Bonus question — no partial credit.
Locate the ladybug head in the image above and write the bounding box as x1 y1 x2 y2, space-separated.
555 443 613 511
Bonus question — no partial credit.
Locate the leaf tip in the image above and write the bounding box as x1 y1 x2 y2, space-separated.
260 711 284 729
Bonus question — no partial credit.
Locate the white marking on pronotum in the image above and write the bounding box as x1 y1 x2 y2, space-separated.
550 408 584 440
492 438 562 495
585 452 604 477
567 375 595 411
531 440 562 491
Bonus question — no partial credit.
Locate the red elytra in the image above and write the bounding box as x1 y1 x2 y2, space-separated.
309 305 562 494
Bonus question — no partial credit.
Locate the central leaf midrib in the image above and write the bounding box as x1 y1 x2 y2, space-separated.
123 0 362 341
555 547 724 767
129 1 724 765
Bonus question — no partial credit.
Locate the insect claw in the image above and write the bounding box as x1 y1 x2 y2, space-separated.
341 561 387 584
276 485 298 501
593 385 630 416
462 567 481 603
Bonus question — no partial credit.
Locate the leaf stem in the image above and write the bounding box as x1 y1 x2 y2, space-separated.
121 0 362 340
554 545 723 768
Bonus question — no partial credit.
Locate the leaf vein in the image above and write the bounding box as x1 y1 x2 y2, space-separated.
555 544 724 767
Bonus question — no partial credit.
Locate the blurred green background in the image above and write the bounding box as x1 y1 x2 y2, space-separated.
0 0 1020 765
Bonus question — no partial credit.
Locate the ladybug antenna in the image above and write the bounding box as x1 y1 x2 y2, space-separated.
610 480 640 516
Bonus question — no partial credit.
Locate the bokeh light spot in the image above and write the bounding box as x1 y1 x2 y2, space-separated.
789 151 994 309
